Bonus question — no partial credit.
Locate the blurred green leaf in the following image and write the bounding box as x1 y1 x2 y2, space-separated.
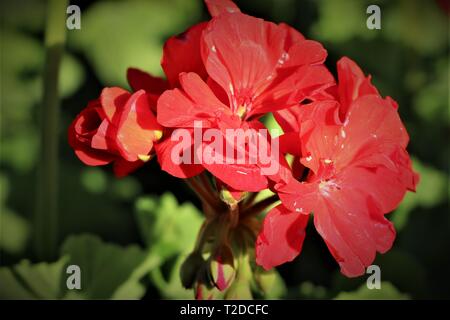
150 254 194 299
0 129 39 172
334 281 409 300
393 158 447 230
135 193 203 260
111 176 141 200
298 281 327 299
0 0 45 32
384 0 448 55
0 208 30 254
135 193 204 298
312 0 377 43
60 234 153 299
253 268 287 299
1 30 84 117
80 167 108 194
69 0 202 87
0 172 9 204
0 257 68 299
413 58 449 124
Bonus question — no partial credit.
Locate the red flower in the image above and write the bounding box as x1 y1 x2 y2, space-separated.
154 21 210 179
256 58 418 276
156 1 334 191
68 86 162 177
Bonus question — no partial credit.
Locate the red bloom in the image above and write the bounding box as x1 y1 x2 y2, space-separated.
68 86 162 177
256 58 418 276
153 21 210 179
156 1 334 191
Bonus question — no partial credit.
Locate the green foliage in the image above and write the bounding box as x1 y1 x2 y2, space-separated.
69 0 202 87
413 58 449 124
253 268 287 299
334 282 409 300
60 234 153 299
0 208 30 255
393 158 447 230
0 29 84 173
0 173 30 255
135 193 203 298
80 168 108 194
298 281 327 299
312 0 378 43
0 258 68 299
0 234 157 299
135 193 203 260
384 0 448 55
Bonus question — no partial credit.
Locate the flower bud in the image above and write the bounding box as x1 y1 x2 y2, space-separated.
209 245 235 291
180 251 205 289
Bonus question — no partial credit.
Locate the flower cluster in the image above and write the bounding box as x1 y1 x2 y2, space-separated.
69 0 418 298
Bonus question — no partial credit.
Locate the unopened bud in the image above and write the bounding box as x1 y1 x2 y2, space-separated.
180 252 205 289
209 245 235 291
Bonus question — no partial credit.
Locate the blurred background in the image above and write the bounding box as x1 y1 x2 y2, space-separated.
0 0 448 299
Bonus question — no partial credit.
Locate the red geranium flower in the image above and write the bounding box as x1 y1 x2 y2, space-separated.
156 0 334 191
256 57 418 277
68 86 162 177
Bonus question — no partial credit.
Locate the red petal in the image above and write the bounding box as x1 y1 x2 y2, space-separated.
336 95 409 170
115 90 162 161
277 169 397 277
68 104 115 166
162 22 208 87
205 0 240 17
278 22 305 47
154 129 205 178
256 204 308 270
100 87 131 121
157 72 230 128
251 65 335 117
113 158 144 177
284 40 328 67
337 57 379 117
202 12 286 110
126 67 168 96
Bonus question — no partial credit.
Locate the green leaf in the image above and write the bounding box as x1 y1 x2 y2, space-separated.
0 0 45 32
253 269 287 299
298 281 327 299
334 281 409 300
0 208 30 254
392 158 447 230
312 0 377 43
413 59 449 124
135 193 203 260
111 176 141 200
384 0 448 55
150 254 195 299
135 193 204 298
60 234 154 299
80 167 108 194
0 257 68 299
69 0 202 87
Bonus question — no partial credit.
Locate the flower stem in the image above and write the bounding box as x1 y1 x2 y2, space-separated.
185 176 221 211
241 194 279 218
34 0 68 260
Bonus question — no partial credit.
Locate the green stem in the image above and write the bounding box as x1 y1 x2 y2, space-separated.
34 0 68 260
241 194 279 218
